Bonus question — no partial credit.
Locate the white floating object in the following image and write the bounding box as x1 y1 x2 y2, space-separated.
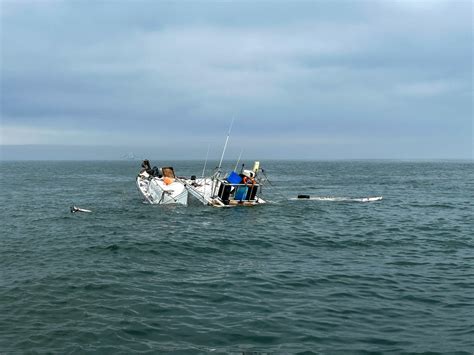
70 206 92 213
293 196 383 202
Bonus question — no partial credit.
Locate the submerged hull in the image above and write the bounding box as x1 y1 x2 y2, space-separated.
136 175 188 205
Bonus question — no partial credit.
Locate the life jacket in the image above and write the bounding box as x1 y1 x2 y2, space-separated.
163 177 174 185
243 176 255 186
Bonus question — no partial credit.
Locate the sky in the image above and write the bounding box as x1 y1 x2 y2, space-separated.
0 0 472 160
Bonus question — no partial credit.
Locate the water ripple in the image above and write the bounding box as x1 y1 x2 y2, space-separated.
1 160 473 353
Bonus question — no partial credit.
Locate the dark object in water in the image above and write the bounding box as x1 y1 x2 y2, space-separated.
297 194 310 199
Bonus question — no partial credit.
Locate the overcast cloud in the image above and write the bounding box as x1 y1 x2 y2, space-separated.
1 0 472 160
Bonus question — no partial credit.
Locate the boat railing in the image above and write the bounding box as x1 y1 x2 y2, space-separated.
220 182 260 187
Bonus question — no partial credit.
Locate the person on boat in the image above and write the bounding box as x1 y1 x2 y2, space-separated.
242 175 255 186
141 159 151 170
141 159 161 177
141 159 152 173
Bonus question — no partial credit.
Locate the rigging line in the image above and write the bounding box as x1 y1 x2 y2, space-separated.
260 170 291 201
202 144 211 178
234 148 244 172
217 116 235 171
159 191 166 204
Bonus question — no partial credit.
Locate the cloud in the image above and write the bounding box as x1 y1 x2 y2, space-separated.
394 80 462 97
0 0 472 159
0 124 110 145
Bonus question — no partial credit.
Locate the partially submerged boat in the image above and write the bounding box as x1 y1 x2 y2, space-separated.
136 166 188 205
137 120 268 207
136 160 266 207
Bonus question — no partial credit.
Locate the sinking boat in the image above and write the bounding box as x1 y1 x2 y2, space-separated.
136 118 268 207
183 161 266 207
136 166 188 205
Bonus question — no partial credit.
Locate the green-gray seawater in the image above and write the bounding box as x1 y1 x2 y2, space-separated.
1 160 472 353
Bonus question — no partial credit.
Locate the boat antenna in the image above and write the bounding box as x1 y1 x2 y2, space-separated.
217 116 234 171
234 148 244 172
202 144 211 178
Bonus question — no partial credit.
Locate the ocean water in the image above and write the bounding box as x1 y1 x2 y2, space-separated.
0 160 472 354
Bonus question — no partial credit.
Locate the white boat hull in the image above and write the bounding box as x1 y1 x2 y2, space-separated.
136 175 188 205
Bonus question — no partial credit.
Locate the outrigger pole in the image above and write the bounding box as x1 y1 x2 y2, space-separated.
217 116 235 171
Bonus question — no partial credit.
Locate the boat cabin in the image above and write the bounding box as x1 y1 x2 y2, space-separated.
216 170 260 205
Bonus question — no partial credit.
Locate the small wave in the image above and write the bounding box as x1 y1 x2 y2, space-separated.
105 244 120 251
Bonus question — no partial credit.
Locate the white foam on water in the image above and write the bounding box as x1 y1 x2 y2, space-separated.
291 196 383 202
